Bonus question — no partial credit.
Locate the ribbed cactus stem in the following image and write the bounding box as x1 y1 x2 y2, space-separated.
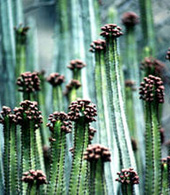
139 0 155 56
68 100 97 194
47 112 72 195
139 75 164 195
52 86 63 111
0 107 19 194
100 24 136 169
161 158 170 195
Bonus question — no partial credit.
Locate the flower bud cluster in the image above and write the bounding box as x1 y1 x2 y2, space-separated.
84 144 111 162
122 12 139 27
116 168 139 185
89 127 97 141
64 80 81 95
141 57 165 76
22 170 47 185
67 59 86 70
47 112 72 133
0 106 17 124
139 75 164 103
165 48 170 61
14 100 43 129
47 73 65 86
89 39 106 53
17 72 40 93
14 25 29 36
68 100 97 122
100 24 123 38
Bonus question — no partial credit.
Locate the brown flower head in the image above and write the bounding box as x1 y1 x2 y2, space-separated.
67 59 86 70
100 24 123 38
165 48 170 61
116 168 139 185
68 99 97 122
89 127 97 141
22 170 47 185
14 100 43 129
46 112 72 133
64 79 81 96
122 12 139 27
89 39 106 53
47 73 65 86
84 144 111 162
139 75 164 103
0 106 17 124
141 57 165 76
17 72 41 93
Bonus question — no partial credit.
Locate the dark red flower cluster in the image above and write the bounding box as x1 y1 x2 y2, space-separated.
89 39 106 53
68 100 97 122
17 72 40 93
0 106 17 124
141 57 165 76
64 79 81 95
47 73 65 86
67 59 86 70
122 12 139 27
14 100 43 129
165 48 170 61
100 24 123 38
22 170 47 185
84 144 111 162
89 127 97 141
47 112 72 133
116 168 139 185
139 75 164 103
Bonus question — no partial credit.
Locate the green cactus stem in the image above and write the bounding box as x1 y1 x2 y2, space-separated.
116 168 139 195
139 0 156 56
100 24 137 171
37 71 49 147
0 106 19 194
161 157 170 195
46 112 72 195
68 100 97 195
14 100 43 194
84 144 111 195
64 79 81 103
47 73 65 112
15 25 29 78
139 75 164 194
22 170 47 194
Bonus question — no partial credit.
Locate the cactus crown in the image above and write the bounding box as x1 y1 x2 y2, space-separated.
68 99 97 122
0 106 17 123
64 79 81 95
17 72 41 93
122 12 139 27
84 144 111 162
67 59 86 70
47 112 72 133
47 73 65 86
141 57 165 75
22 170 47 185
89 39 106 53
116 168 139 185
14 100 43 129
100 24 123 38
139 75 164 103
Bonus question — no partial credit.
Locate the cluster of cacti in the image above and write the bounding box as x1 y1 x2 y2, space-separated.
1 0 170 195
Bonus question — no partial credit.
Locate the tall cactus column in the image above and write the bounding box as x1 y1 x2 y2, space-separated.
68 99 97 195
139 75 164 194
100 24 137 170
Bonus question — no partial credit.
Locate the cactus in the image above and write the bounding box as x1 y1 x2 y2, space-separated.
116 168 139 195
68 99 97 194
46 112 72 194
139 75 164 194
84 144 111 195
0 107 19 194
161 157 170 195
